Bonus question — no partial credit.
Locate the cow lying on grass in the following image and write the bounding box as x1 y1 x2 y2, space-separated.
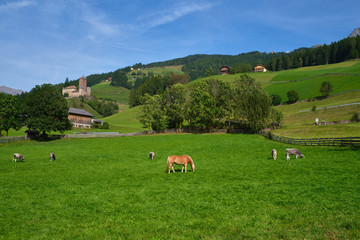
286 149 305 160
13 153 25 162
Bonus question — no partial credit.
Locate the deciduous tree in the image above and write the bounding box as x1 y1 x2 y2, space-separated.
319 81 333 98
23 84 72 136
234 74 272 130
0 93 22 136
287 90 299 103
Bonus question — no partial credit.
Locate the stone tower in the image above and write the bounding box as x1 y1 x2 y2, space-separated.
79 75 87 91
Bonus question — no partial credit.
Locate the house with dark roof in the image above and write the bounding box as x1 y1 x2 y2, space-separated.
68 107 94 128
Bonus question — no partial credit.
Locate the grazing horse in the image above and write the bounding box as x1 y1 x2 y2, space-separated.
13 153 25 162
50 152 56 161
166 155 195 173
272 149 277 160
149 152 155 160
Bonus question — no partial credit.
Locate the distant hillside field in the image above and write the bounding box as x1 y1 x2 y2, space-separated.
270 60 360 82
91 81 130 104
102 106 144 133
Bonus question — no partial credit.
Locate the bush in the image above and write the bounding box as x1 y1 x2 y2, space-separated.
101 122 110 129
351 112 359 122
271 94 282 106
287 90 299 104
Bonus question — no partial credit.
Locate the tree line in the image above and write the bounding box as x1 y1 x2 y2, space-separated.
0 84 72 137
267 35 360 71
129 73 190 107
138 75 282 132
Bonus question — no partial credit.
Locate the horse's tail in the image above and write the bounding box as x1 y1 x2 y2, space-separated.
188 155 195 172
166 156 171 173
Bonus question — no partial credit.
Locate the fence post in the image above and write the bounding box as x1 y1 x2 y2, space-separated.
332 137 335 146
317 138 319 146
350 136 352 146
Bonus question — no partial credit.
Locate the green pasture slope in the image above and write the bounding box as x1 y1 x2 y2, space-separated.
273 91 360 138
1 134 359 239
91 81 130 104
193 60 360 102
103 105 144 133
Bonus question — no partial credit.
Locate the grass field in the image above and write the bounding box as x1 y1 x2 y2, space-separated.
270 61 360 82
0 134 359 239
91 82 130 104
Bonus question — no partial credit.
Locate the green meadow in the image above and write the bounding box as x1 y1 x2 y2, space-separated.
91 81 130 104
1 134 359 239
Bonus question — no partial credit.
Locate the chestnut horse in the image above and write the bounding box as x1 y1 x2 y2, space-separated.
166 155 195 173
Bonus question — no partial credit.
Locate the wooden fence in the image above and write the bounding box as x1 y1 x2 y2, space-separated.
2 130 359 147
0 136 25 144
258 131 360 147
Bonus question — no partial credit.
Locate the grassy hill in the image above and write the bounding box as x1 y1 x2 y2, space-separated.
102 105 144 133
128 65 184 76
3 61 359 138
105 61 360 137
91 81 130 104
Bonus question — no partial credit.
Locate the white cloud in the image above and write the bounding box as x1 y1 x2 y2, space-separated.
142 2 215 28
0 0 35 11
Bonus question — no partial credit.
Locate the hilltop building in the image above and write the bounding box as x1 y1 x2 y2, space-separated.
219 65 231 75
254 64 268 72
62 75 91 98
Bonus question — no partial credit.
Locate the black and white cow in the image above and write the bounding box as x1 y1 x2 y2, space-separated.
286 149 305 160
50 152 56 161
149 152 155 160
272 149 277 160
13 153 25 162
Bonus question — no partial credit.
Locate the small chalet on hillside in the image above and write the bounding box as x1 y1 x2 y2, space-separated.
254 64 268 72
68 107 93 128
219 65 231 75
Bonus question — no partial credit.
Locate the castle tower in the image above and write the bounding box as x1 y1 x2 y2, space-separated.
79 75 87 90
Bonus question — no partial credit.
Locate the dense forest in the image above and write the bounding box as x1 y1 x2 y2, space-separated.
267 35 360 71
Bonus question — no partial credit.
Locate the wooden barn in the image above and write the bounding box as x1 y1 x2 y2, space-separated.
68 107 93 128
254 64 268 72
219 65 231 75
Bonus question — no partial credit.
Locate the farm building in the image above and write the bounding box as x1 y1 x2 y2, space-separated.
68 107 93 128
254 64 268 72
219 65 231 75
62 75 91 98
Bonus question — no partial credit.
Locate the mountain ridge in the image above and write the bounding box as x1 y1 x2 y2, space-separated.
348 27 360 37
0 86 23 95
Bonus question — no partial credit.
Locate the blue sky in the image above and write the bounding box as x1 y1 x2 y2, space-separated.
1 0 359 92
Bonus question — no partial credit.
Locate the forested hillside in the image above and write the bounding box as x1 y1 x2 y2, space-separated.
145 51 284 80
267 35 360 71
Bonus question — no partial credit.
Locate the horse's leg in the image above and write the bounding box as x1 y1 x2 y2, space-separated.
184 163 187 172
171 164 176 173
181 165 184 172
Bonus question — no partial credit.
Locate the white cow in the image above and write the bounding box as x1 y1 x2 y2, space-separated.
272 149 277 160
13 153 25 162
149 152 155 160
286 149 305 160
